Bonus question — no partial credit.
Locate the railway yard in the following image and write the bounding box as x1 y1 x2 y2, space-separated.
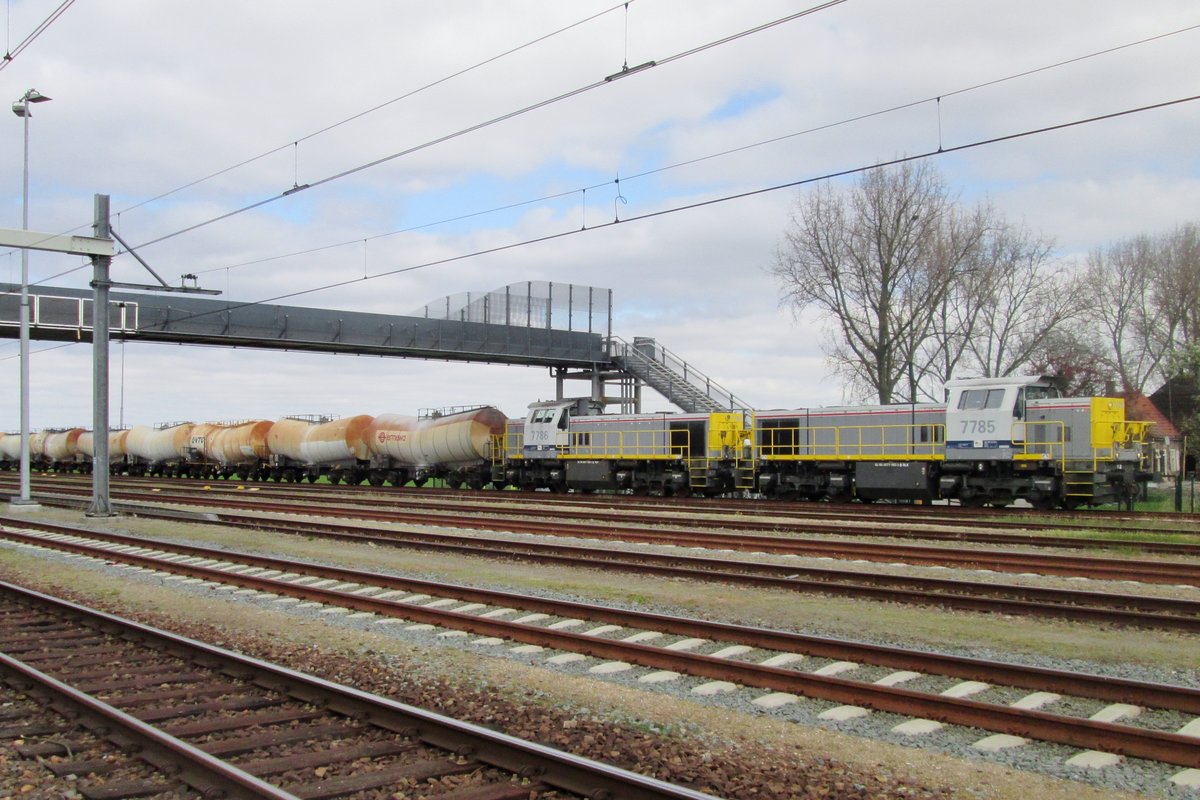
1 475 1198 799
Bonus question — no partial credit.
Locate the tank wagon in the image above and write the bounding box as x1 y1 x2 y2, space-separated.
77 429 130 473
0 432 21 468
38 428 88 471
125 422 195 477
364 405 507 489
27 431 49 469
186 420 274 480
266 414 374 483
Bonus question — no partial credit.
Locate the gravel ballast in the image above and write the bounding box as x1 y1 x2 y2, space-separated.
1 508 1195 799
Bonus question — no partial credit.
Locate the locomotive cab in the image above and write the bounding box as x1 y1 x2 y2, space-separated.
941 375 1145 508
521 398 600 460
944 375 1059 457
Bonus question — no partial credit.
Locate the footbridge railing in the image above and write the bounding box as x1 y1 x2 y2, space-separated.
606 336 750 413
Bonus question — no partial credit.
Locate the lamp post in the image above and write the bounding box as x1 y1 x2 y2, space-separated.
11 88 52 507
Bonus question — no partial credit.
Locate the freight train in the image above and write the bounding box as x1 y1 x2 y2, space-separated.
1 375 1150 509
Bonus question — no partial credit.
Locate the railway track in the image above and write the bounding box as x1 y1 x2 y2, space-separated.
96 477 1200 555
11 484 1200 630
7 473 1200 538
10 479 1200 586
9 500 1200 631
3 517 1200 781
0 579 716 800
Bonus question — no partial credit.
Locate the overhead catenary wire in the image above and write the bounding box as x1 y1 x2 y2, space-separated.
17 16 1200 297
113 0 638 218
0 0 75 71
5 92 1197 366
126 0 848 252
54 90 1187 337
12 12 1197 297
182 21 1200 279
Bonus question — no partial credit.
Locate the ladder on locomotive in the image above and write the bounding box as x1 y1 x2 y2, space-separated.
687 458 755 493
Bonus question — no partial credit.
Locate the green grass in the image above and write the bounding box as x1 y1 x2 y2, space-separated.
1133 485 1199 513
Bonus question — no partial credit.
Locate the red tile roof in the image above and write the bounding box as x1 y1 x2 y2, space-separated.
1122 392 1181 439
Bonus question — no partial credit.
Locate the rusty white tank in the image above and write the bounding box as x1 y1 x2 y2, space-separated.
78 430 130 462
267 415 373 465
41 428 87 463
28 430 48 460
364 406 507 466
0 432 20 461
191 420 273 465
126 423 194 465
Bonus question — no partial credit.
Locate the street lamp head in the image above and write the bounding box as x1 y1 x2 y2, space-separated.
11 88 51 118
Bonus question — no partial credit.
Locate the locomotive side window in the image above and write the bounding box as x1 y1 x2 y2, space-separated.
958 388 1006 410
916 425 945 444
1025 385 1059 401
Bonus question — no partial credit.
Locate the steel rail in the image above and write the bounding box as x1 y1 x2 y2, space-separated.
8 500 1200 631
162 479 1200 555
0 580 719 800
10 472 1200 545
4 522 1200 768
9 471 1200 534
49 485 1200 585
0 651 300 799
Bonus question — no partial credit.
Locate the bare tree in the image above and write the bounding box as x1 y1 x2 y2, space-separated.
1155 222 1200 352
1028 323 1117 396
961 223 1081 378
1087 235 1171 393
772 161 984 404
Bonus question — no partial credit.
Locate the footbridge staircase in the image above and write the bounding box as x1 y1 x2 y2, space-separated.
607 336 751 413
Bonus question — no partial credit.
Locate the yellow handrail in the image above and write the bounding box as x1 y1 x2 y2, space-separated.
757 423 944 460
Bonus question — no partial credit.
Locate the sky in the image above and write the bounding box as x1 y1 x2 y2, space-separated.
1 0 1198 430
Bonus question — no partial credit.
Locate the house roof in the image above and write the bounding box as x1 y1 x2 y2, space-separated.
1123 391 1181 439
1149 376 1199 425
